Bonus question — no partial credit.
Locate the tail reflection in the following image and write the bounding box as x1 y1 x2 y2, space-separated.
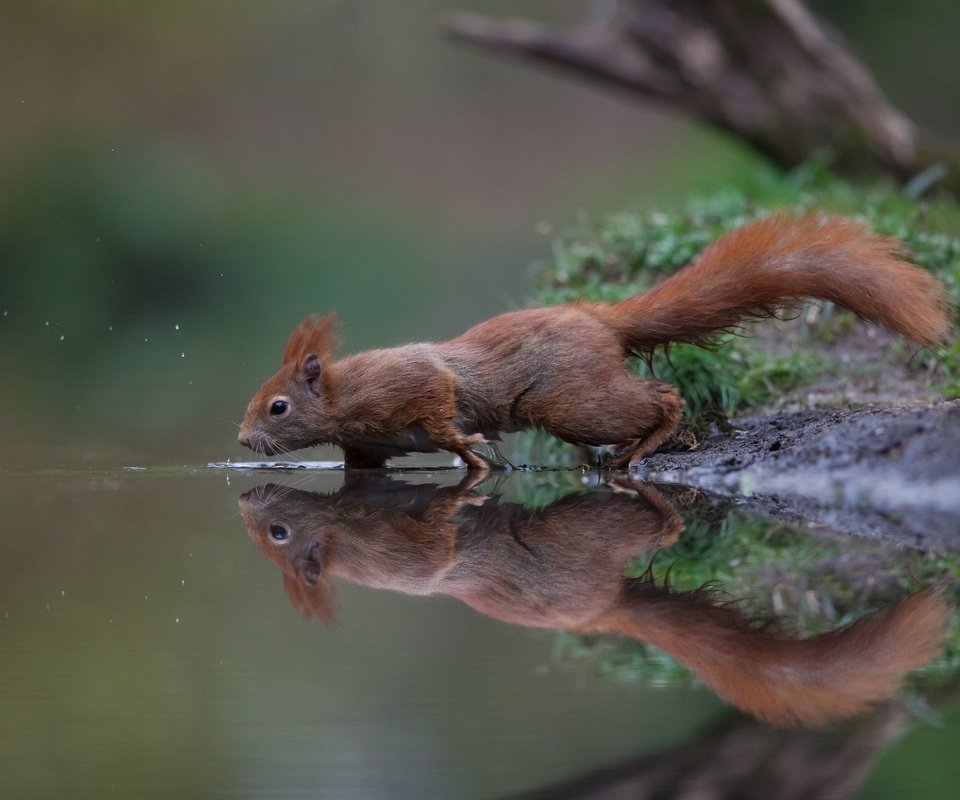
238 476 948 726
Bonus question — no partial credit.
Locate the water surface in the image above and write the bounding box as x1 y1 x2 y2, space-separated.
1 466 958 798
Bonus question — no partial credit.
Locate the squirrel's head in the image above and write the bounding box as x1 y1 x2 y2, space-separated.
239 314 339 457
238 484 337 622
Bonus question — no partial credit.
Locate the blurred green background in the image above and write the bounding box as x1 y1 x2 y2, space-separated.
1 0 958 470
2 5 960 796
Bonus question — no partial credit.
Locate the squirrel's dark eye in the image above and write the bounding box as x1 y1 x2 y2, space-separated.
269 523 290 542
270 400 289 417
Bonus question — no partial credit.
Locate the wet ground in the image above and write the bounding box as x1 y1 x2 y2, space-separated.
640 399 960 550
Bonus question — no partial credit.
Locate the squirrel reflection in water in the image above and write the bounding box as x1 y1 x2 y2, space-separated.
238 475 948 727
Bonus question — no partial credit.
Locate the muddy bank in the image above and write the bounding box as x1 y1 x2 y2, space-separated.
639 400 960 550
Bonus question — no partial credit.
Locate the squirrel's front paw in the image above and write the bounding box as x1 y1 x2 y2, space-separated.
467 439 514 471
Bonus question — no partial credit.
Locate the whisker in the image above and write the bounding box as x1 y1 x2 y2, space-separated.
208 506 245 525
269 436 296 466
211 416 243 430
273 484 295 502
292 472 315 490
291 472 317 492
289 444 310 466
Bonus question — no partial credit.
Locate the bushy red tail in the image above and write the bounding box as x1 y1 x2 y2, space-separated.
604 214 951 352
584 585 949 726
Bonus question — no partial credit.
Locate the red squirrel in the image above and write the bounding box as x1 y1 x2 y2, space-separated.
238 476 949 726
238 214 951 469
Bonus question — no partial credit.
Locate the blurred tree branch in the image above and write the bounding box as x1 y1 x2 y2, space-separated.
512 698 943 800
445 0 960 194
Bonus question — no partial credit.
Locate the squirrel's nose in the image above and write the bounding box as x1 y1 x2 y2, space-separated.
238 432 251 449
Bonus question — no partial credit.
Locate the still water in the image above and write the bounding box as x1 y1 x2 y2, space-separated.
1 465 958 799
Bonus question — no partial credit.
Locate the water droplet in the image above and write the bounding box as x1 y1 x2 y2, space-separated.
60 590 66 598
95 237 101 243
59 335 65 341
181 579 185 586
180 352 185 358
44 320 49 327
175 618 181 624
107 325 113 331
174 324 180 331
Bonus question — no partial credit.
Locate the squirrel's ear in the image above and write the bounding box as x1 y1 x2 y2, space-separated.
300 353 323 395
301 353 322 381
282 312 339 367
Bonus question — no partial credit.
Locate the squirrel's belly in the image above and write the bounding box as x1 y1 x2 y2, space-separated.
359 426 440 454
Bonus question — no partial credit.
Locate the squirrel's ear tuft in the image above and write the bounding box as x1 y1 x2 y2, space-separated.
282 313 339 367
282 570 337 624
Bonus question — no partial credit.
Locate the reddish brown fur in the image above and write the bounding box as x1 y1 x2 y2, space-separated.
239 478 950 726
604 213 951 350
239 214 952 468
584 581 949 726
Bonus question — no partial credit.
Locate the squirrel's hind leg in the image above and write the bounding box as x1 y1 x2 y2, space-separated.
534 378 683 468
602 382 684 469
